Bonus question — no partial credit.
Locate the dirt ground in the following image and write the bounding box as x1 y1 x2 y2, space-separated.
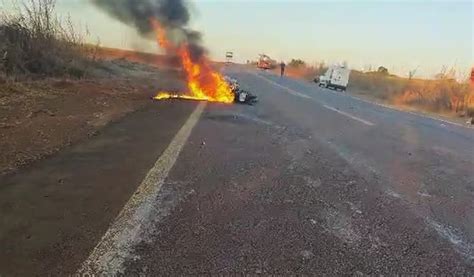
0 58 184 176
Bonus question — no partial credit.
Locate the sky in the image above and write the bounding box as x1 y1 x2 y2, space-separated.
2 0 473 79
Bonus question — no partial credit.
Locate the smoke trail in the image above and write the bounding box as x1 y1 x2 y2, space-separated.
91 0 206 60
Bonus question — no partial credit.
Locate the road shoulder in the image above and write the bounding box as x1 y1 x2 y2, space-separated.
0 101 195 276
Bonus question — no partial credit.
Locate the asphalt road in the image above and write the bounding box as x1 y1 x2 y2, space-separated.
1 66 473 275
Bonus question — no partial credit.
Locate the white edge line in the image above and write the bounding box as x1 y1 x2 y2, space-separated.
256 73 311 99
354 95 470 128
318 83 471 129
323 105 375 126
256 73 374 126
77 102 206 275
259 71 472 129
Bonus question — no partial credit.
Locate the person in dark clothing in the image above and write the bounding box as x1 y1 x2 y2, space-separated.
280 61 286 77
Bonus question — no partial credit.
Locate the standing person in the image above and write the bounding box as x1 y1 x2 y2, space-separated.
280 61 286 77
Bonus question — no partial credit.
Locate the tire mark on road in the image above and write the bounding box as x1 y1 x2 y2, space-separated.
78 102 207 275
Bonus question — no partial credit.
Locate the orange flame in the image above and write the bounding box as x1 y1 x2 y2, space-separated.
150 19 234 103
151 20 171 50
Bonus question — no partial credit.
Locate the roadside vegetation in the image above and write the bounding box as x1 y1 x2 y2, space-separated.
284 59 474 120
281 59 328 81
349 68 473 119
0 0 182 175
0 0 99 79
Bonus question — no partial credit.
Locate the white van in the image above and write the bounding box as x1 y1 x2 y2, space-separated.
317 66 350 91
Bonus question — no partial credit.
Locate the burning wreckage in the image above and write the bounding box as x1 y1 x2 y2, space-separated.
92 0 256 105
153 76 258 105
224 76 258 105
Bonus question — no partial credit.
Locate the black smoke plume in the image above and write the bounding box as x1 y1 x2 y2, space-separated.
91 0 206 60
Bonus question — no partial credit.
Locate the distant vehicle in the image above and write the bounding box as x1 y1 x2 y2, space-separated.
316 66 350 91
257 54 276 70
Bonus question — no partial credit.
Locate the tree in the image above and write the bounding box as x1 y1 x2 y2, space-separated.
288 58 306 67
408 66 419 79
377 66 389 75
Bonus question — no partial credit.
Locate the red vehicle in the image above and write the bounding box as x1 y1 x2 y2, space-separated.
257 54 276 70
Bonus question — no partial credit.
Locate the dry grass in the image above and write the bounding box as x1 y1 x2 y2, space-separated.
396 78 473 116
93 46 178 68
282 61 473 119
273 63 328 81
348 71 407 101
0 0 96 78
349 70 474 117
